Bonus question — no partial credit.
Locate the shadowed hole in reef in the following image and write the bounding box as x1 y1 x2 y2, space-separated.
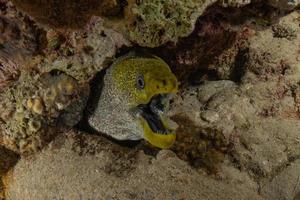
229 48 249 83
144 2 287 86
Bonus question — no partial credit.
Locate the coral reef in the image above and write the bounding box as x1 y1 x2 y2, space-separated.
0 15 129 154
42 17 130 83
123 0 266 47
169 10 300 184
124 0 218 47
0 0 299 199
0 69 89 154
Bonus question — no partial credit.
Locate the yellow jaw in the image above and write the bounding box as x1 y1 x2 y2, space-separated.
140 117 176 149
111 53 179 148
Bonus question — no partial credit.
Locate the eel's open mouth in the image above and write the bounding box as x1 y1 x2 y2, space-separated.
135 94 177 135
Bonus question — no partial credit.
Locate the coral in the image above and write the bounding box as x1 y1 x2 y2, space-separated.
0 70 89 154
42 17 130 83
124 0 218 47
123 0 259 47
0 16 129 154
0 2 42 90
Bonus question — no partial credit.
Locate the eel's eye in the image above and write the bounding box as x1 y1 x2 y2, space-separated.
136 74 145 89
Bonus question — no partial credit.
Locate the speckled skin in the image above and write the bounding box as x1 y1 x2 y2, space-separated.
88 53 178 145
89 75 143 140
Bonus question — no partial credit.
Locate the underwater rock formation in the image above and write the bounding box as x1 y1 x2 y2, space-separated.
124 0 255 47
0 16 129 154
0 0 41 90
268 0 300 10
0 70 89 154
0 0 299 199
220 0 251 7
169 10 300 196
124 0 218 47
4 131 264 200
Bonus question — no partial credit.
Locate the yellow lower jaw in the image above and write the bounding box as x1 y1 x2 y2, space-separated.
140 118 176 149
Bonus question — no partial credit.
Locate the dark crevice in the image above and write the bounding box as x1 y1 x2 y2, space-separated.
229 48 249 83
0 145 20 199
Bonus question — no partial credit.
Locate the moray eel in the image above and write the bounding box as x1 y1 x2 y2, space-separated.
88 53 178 148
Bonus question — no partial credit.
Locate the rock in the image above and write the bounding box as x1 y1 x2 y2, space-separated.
267 0 300 10
220 0 251 7
124 0 254 47
261 160 300 200
0 16 130 154
0 1 40 90
169 11 300 179
5 131 263 200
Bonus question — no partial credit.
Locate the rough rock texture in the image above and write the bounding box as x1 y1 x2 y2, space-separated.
5 131 263 200
4 11 300 200
220 0 251 7
124 0 218 47
169 10 300 199
268 0 300 10
1 0 300 200
261 160 300 200
0 0 41 89
0 12 130 154
125 0 253 47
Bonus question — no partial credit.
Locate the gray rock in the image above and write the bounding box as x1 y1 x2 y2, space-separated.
261 160 300 200
5 131 263 200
